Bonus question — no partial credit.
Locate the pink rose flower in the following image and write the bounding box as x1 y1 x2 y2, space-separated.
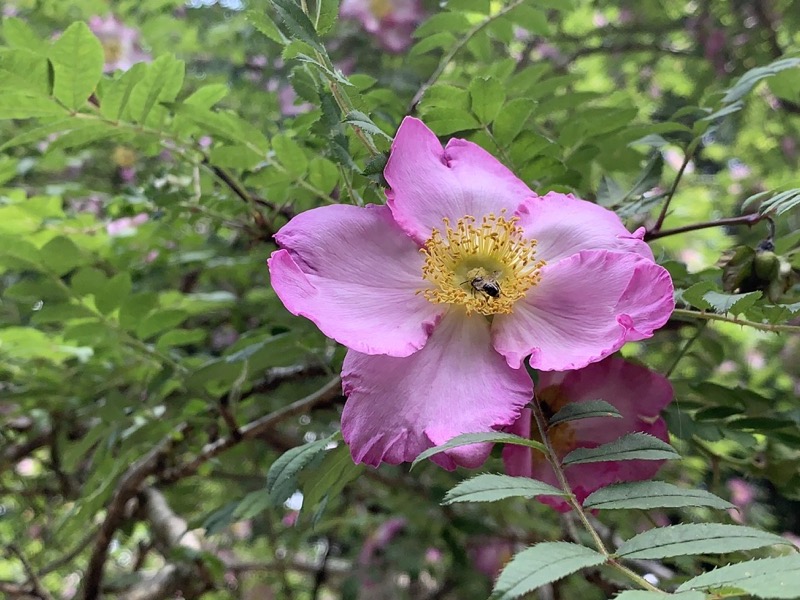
340 0 425 53
267 117 674 469
468 537 517 580
503 357 674 512
106 212 149 237
88 15 151 72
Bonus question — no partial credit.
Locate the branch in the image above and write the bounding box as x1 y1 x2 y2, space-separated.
644 212 767 241
5 545 54 600
671 308 800 334
82 427 188 600
159 376 342 483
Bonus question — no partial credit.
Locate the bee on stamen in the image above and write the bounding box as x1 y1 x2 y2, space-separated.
467 273 502 298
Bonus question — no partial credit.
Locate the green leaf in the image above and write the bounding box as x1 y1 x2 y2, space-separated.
0 119 74 151
272 134 308 177
136 309 189 340
172 103 269 153
266 435 334 505
470 77 506 124
583 482 734 511
615 524 791 560
549 400 622 426
492 542 606 600
271 0 324 52
677 555 800 598
562 433 679 467
232 488 274 519
421 107 480 135
505 4 550 35
246 10 287 44
315 0 340 34
46 121 125 151
0 48 51 95
442 474 565 505
127 54 185 124
100 62 146 120
414 12 471 38
723 57 800 104
184 83 229 109
3 17 47 54
0 92 64 119
49 21 105 111
412 432 545 469
40 236 86 276
342 110 392 141
493 97 535 145
300 443 363 513
702 290 762 315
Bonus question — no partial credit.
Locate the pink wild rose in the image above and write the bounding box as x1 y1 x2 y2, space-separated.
88 15 151 73
267 117 674 470
340 0 424 53
503 356 674 512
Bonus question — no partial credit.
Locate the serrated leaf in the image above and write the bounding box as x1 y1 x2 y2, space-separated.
443 474 564 505
301 443 363 513
470 77 505 124
184 83 229 109
493 97 535 145
233 488 274 519
342 110 392 141
315 0 340 34
266 436 333 505
127 54 185 124
678 555 800 598
49 21 105 110
3 17 47 54
271 0 324 52
562 433 679 467
414 12 471 38
412 432 545 469
615 524 791 560
549 400 621 426
272 133 308 176
492 542 606 600
583 481 733 511
723 57 800 104
246 10 287 44
702 290 762 315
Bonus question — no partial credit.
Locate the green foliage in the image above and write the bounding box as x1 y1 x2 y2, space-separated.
2 0 800 598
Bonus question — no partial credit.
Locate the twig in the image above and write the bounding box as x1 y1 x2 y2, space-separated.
651 137 700 233
671 308 800 334
7 544 54 600
666 322 708 377
645 212 767 241
82 427 188 600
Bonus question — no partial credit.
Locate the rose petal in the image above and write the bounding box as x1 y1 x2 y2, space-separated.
516 192 653 264
385 117 536 243
492 250 674 371
268 203 444 357
341 310 533 469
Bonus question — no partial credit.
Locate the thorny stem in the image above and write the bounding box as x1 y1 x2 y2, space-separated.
529 397 663 593
672 308 800 334
652 137 701 233
645 212 769 241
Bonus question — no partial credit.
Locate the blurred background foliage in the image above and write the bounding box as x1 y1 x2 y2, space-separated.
0 0 799 598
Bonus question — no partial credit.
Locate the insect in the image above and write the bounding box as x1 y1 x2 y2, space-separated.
469 274 501 298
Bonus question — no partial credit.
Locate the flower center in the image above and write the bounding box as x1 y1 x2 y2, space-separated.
369 0 393 19
102 39 123 64
419 213 545 316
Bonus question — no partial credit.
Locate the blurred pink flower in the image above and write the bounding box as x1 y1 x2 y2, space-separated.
358 517 407 565
340 0 425 53
727 478 757 523
503 357 674 512
107 213 149 237
88 15 151 72
468 537 517 580
268 117 673 469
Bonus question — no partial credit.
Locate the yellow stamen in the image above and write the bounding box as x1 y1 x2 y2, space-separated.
419 212 545 316
369 0 393 19
102 39 123 64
